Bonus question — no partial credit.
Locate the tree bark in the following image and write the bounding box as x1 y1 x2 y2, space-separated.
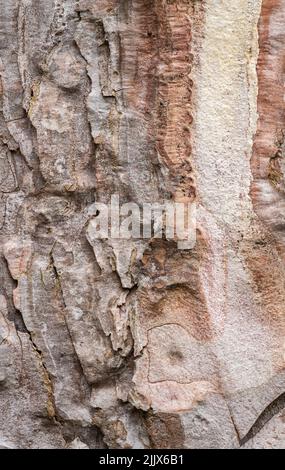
0 0 284 449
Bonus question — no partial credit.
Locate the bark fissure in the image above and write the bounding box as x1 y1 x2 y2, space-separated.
241 392 285 446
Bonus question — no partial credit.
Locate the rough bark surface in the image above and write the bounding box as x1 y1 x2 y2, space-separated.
0 0 284 449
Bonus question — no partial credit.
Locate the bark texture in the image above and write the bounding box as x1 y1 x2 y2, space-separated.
0 0 284 449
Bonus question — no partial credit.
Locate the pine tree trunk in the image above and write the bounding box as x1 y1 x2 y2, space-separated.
0 0 284 449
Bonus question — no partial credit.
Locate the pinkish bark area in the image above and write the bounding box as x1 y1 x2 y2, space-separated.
0 0 284 449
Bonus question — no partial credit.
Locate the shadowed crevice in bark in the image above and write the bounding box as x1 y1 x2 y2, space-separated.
1 255 28 333
241 392 285 446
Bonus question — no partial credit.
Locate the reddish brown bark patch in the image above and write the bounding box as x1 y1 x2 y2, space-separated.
251 0 285 207
120 0 195 202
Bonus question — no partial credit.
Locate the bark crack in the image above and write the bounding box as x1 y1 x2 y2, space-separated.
241 392 285 446
3 254 59 423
